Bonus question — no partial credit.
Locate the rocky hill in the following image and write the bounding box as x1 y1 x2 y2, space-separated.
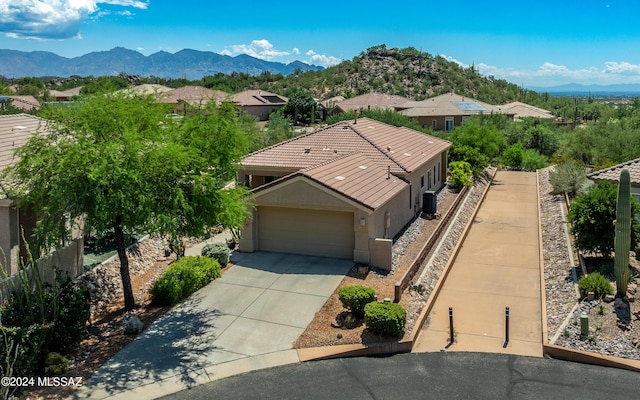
269 45 524 104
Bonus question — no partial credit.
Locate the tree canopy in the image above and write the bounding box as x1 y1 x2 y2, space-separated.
2 94 251 309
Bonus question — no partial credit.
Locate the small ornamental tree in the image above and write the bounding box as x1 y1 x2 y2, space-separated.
1 95 250 310
568 182 640 259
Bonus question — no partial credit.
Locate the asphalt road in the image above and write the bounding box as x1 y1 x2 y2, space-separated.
160 352 638 400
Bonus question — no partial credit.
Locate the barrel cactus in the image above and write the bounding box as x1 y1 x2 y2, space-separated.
614 169 631 297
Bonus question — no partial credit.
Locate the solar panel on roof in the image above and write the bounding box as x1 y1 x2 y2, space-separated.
453 101 486 112
261 95 285 104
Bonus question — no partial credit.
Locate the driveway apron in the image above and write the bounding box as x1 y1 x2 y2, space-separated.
74 252 352 399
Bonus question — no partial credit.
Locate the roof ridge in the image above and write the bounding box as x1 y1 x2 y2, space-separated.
300 151 360 172
589 157 640 175
347 119 410 173
243 123 338 158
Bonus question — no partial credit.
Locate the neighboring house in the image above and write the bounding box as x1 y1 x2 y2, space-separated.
395 92 515 131
332 92 411 113
587 157 640 203
49 87 82 102
0 114 84 278
238 117 451 269
501 101 556 121
157 86 228 113
230 90 288 121
123 84 173 97
0 95 40 112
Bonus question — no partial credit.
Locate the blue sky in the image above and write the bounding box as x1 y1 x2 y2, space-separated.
1 0 640 87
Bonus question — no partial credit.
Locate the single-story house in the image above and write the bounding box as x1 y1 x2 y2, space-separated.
48 87 82 102
332 92 411 113
0 114 84 277
395 92 515 131
501 101 556 121
0 95 40 112
157 86 229 113
587 157 640 203
123 84 173 97
237 117 451 268
230 90 288 121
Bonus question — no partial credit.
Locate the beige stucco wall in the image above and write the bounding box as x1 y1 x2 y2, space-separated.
242 105 284 121
0 200 19 276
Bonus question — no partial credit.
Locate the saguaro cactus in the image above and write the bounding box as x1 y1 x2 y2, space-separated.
614 169 631 297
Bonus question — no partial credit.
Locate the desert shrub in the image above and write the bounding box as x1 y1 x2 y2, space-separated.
201 242 230 267
44 352 69 375
568 182 640 258
338 285 376 316
578 272 614 299
364 302 406 337
521 149 547 171
150 256 221 306
501 142 524 169
449 161 473 191
0 324 50 376
549 161 592 197
448 144 487 176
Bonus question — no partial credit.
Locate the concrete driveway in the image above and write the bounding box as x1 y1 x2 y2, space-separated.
74 252 353 400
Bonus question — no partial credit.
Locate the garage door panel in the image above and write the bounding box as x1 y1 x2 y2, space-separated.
259 207 354 259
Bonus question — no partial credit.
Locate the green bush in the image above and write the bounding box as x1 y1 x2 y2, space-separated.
364 302 406 337
338 285 376 316
0 323 50 376
44 352 69 375
201 242 230 267
578 272 614 299
150 256 221 306
449 161 473 191
501 142 524 169
549 161 592 197
521 149 547 171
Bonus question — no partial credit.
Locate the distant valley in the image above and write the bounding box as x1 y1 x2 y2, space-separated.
0 47 323 80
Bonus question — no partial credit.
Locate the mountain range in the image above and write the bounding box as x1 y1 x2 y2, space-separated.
0 47 323 80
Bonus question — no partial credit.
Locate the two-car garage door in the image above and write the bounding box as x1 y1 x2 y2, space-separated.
258 206 354 259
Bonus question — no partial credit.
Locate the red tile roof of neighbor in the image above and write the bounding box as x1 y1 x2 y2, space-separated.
5 96 40 111
395 92 513 117
334 92 411 112
588 157 640 185
230 90 288 106
0 114 48 173
242 117 450 176
158 86 229 105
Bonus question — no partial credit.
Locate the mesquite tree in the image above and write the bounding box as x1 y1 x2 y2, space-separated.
1 94 250 310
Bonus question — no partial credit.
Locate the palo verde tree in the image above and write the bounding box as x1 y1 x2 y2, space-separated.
1 94 250 310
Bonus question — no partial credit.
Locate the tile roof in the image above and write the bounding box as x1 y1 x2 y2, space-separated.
0 114 48 173
49 87 82 98
241 117 450 176
395 92 513 117
3 95 40 111
157 86 229 106
501 101 555 119
255 152 408 210
230 90 288 107
124 84 173 96
334 92 411 112
587 157 640 185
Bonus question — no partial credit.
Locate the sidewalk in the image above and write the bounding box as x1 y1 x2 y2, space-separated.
413 171 543 356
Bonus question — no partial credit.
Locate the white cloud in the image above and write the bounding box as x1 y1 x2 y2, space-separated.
292 47 300 55
0 0 148 40
305 50 341 67
223 39 290 61
473 60 640 87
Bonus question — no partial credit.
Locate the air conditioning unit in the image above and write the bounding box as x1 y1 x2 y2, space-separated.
422 191 437 215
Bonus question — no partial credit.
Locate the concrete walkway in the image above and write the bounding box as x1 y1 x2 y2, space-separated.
413 171 543 356
73 251 352 400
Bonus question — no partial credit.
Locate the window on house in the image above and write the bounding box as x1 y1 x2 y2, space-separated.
432 119 437 130
433 166 436 185
420 175 424 189
427 171 432 190
445 117 454 132
437 162 441 182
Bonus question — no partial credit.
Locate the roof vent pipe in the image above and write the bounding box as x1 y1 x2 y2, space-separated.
387 165 391 179
354 109 358 124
